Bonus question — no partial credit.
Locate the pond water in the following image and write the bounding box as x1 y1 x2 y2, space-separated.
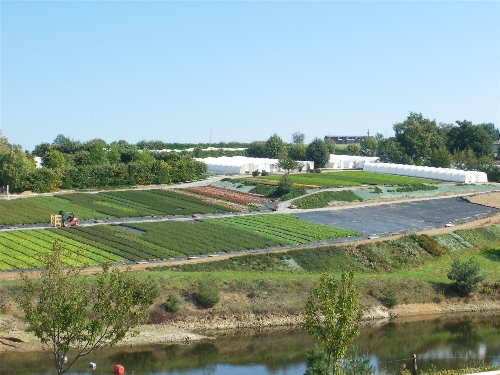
1 313 499 375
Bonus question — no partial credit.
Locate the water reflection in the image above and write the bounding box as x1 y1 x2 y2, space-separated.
1 313 499 375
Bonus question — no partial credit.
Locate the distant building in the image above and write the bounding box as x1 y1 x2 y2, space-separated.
324 135 364 144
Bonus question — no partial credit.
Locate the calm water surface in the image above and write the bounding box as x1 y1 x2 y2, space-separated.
1 313 499 375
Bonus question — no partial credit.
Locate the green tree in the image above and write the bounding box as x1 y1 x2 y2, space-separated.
393 112 444 165
132 149 155 164
0 148 36 192
107 145 122 164
306 138 330 168
42 150 66 169
88 144 109 166
266 134 287 158
325 138 336 154
359 137 378 156
276 173 295 195
447 120 493 157
447 257 484 297
478 123 499 141
301 271 363 375
430 146 451 168
277 156 299 173
292 131 306 144
18 242 158 375
33 142 52 157
246 142 267 157
377 138 412 164
52 134 82 154
288 143 307 161
345 144 361 156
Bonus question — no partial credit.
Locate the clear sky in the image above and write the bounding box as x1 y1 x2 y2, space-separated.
1 1 499 151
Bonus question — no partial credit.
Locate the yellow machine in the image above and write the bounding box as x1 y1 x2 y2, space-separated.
50 211 80 227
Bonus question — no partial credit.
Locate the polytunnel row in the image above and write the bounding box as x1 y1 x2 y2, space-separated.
363 162 488 183
196 156 314 174
326 155 379 169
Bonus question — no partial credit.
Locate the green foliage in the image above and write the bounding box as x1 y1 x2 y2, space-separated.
277 156 299 173
417 235 449 256
279 187 307 201
197 276 220 308
454 226 500 247
266 134 287 158
255 171 437 189
382 287 398 307
17 242 158 375
370 186 383 194
306 138 330 168
249 184 277 196
342 347 376 375
301 271 363 375
395 184 438 193
447 120 493 157
447 257 485 296
292 191 363 209
276 174 295 195
292 131 306 144
304 345 333 375
164 293 180 313
393 112 444 165
204 214 360 245
252 170 260 177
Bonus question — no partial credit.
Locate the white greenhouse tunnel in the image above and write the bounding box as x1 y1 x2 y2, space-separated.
326 155 380 169
196 156 314 175
363 162 488 183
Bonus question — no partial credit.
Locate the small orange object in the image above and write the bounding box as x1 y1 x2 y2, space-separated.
114 364 125 374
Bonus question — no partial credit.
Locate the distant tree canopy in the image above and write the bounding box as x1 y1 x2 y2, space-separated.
379 112 498 181
306 138 330 168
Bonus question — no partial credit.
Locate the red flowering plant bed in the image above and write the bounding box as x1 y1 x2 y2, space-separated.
185 186 275 204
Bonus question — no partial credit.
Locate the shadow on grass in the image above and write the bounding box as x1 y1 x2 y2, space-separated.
481 248 500 262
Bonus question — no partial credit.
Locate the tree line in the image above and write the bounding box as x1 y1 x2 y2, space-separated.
248 113 499 181
0 134 210 193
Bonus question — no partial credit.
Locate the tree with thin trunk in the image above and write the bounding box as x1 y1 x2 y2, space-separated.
301 271 363 375
18 242 158 375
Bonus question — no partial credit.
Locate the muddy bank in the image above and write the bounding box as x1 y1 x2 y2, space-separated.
2 299 500 353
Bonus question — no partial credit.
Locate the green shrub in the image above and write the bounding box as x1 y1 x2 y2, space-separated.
292 190 363 209
382 287 398 307
417 234 449 256
395 184 438 192
280 187 307 201
164 293 179 313
252 170 260 177
447 257 485 296
197 277 220 308
261 171 269 176
370 186 383 194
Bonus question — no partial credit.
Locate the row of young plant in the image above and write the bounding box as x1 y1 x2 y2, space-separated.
151 225 500 275
204 214 360 245
258 171 438 188
0 189 236 225
0 228 123 270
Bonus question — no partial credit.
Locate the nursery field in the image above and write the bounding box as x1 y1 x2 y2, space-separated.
249 171 437 188
203 214 360 245
0 190 236 225
0 214 360 270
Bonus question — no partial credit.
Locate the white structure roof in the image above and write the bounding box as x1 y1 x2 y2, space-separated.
363 162 488 183
197 156 314 174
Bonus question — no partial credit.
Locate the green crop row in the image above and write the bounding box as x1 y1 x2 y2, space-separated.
0 189 236 226
256 171 437 188
204 214 360 244
292 190 363 209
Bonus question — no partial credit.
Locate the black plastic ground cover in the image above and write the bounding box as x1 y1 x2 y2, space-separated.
294 197 500 238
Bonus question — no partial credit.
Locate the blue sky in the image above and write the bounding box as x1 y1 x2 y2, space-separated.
1 1 499 151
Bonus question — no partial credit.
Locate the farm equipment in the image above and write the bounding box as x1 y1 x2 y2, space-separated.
269 204 278 212
50 211 80 228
